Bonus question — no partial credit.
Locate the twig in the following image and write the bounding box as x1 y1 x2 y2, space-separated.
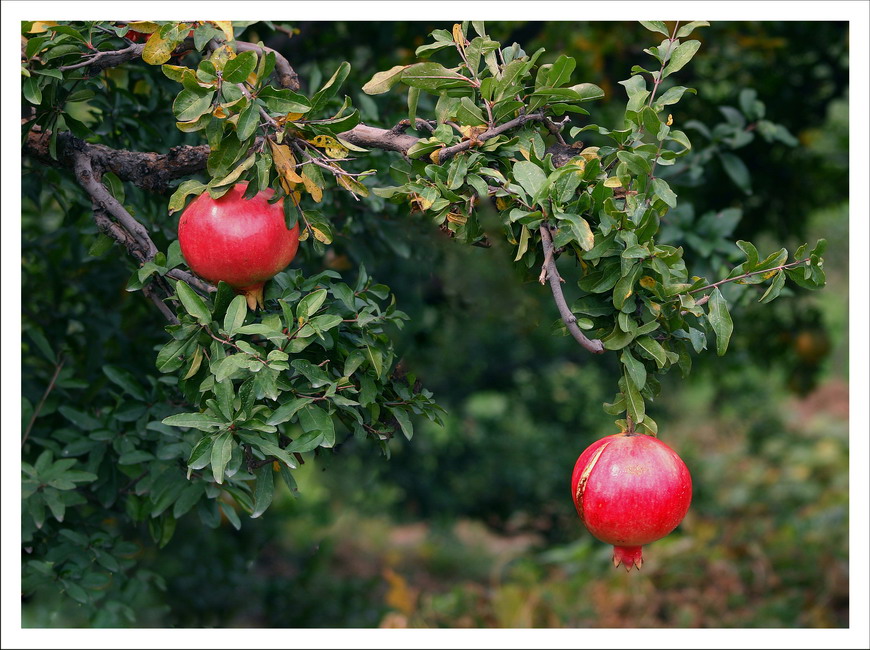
539 225 605 354
22 356 65 447
681 258 811 300
233 41 300 90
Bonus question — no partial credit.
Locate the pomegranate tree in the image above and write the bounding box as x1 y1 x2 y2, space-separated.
178 183 300 309
571 432 692 571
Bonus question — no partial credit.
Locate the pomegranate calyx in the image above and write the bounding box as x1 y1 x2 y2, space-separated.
613 545 644 572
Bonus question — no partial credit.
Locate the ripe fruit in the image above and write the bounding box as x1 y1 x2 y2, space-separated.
571 432 692 571
178 183 300 309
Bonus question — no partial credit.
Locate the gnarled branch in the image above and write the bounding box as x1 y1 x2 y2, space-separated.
539 225 605 355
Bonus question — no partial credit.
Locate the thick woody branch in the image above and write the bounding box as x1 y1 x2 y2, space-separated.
72 150 158 260
59 43 145 74
25 129 209 194
339 124 420 155
538 225 605 355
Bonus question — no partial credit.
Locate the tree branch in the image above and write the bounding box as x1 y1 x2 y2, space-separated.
72 150 158 260
58 43 145 74
25 129 210 194
233 41 300 90
539 225 605 355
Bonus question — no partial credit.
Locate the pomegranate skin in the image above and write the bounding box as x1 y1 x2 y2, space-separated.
571 433 692 571
178 183 300 309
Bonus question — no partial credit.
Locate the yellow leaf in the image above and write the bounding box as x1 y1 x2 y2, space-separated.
429 148 442 164
212 105 227 119
446 212 467 224
514 225 530 261
209 21 235 41
336 174 369 197
640 276 657 289
308 134 348 159
209 43 236 72
411 192 433 211
126 21 160 34
452 23 465 46
28 21 58 33
666 114 674 126
285 112 305 122
458 124 487 141
383 568 416 616
604 177 623 188
518 147 530 161
311 225 331 244
142 32 179 65
301 167 323 203
495 197 512 211
268 140 304 193
579 146 600 161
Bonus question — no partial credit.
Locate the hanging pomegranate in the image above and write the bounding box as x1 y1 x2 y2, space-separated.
178 183 300 309
571 432 692 571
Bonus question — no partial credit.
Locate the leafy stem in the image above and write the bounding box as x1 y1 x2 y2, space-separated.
677 257 812 306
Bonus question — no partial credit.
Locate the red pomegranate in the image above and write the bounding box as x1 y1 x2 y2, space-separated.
178 183 300 309
571 432 692 571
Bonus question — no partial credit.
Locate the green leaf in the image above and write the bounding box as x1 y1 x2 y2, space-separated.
168 179 206 214
297 288 328 319
58 406 101 431
512 161 548 201
236 101 259 141
175 281 212 324
557 213 595 251
362 65 408 95
258 86 311 114
173 89 215 122
284 430 325 453
162 412 226 431
309 61 351 114
621 348 647 391
298 404 335 448
251 465 274 518
118 450 155 465
616 150 651 175
639 21 670 36
23 77 42 105
719 153 752 194
223 294 247 336
675 21 710 38
655 85 696 107
635 335 667 368
707 288 734 356
210 431 234 484
222 50 257 83
455 96 486 125
662 40 701 78
759 270 786 303
266 397 313 426
391 408 413 441
188 435 214 470
103 365 147 401
622 372 645 424
401 62 470 93
651 177 678 208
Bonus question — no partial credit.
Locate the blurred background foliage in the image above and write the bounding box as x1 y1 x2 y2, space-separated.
21 20 849 628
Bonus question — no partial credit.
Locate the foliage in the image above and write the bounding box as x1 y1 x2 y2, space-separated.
20 19 839 627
